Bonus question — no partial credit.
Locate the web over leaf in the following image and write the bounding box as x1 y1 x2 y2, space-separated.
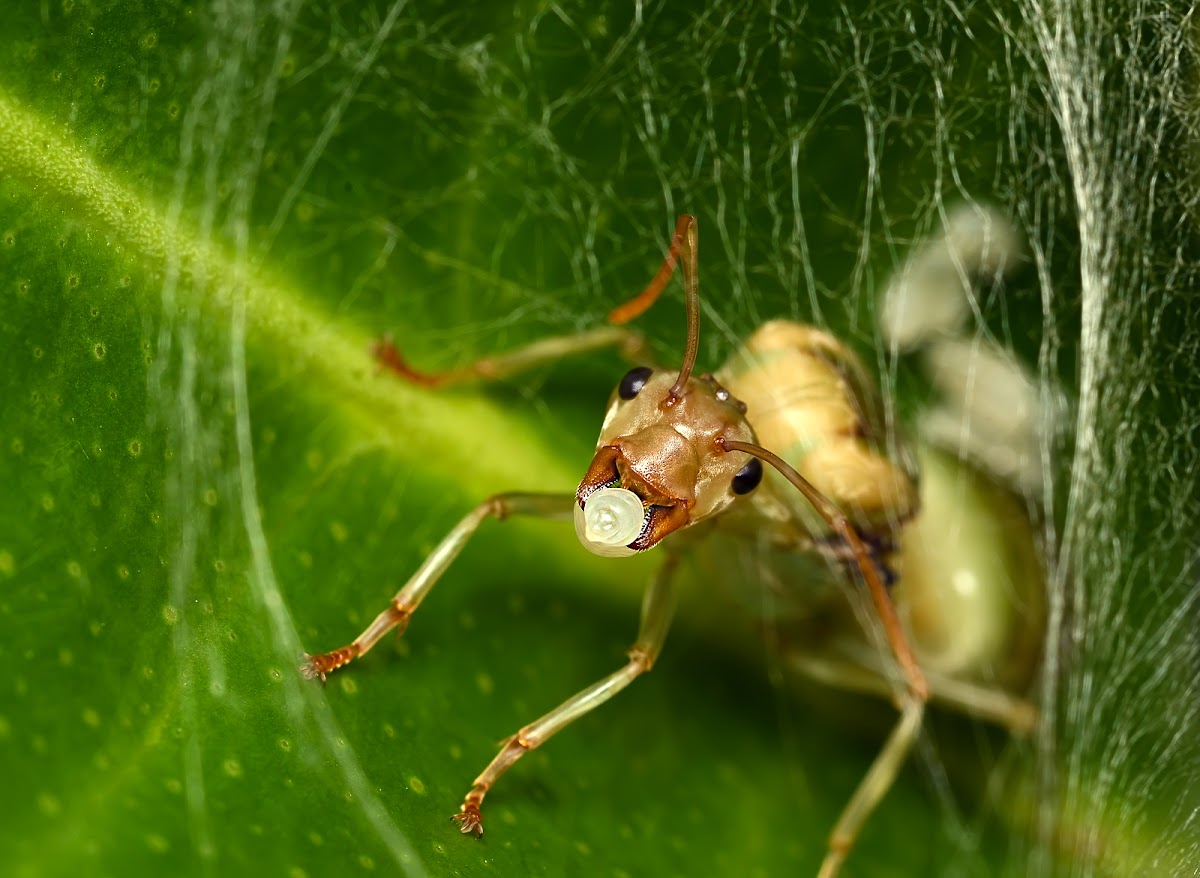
0 1 1196 876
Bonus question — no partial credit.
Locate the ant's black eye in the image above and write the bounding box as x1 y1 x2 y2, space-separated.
618 366 654 400
731 458 763 495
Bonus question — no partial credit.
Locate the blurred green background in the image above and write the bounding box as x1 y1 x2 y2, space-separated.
1 1 1197 876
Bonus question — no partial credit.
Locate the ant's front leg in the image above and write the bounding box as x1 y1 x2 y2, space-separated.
373 222 704 389
301 492 572 681
373 325 653 388
452 552 682 836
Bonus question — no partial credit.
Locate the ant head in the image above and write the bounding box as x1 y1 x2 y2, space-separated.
574 368 760 556
573 215 761 557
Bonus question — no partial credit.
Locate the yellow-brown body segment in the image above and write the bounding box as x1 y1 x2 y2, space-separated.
716 318 1042 688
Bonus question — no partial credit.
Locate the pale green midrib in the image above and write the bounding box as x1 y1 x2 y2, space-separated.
0 89 581 501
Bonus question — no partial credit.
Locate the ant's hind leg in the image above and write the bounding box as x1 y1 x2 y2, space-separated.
786 651 1036 734
783 649 1035 877
301 492 572 682
818 696 925 878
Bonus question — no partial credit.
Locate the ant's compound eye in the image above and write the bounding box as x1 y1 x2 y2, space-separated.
617 366 654 400
731 458 763 495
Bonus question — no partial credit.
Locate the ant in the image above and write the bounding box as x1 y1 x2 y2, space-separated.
304 211 1044 877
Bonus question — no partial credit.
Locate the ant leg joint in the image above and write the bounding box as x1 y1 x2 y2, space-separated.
474 358 499 379
514 732 536 750
907 679 931 705
387 599 412 636
484 494 512 520
828 833 853 855
627 646 655 673
818 836 853 878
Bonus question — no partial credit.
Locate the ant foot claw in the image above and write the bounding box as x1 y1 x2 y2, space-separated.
452 804 484 837
299 654 327 683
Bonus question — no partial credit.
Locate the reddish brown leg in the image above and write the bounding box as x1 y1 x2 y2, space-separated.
371 325 651 388
371 334 450 387
452 552 681 835
608 214 696 324
301 493 572 682
375 216 705 387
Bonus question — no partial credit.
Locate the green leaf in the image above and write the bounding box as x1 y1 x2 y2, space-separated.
2 2 1197 877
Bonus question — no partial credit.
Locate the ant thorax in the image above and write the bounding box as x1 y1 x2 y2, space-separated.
717 320 919 544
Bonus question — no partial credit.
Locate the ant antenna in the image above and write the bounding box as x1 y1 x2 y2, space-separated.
716 437 929 701
666 215 700 405
608 215 700 407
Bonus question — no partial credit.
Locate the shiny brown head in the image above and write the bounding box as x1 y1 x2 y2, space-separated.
574 368 760 556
